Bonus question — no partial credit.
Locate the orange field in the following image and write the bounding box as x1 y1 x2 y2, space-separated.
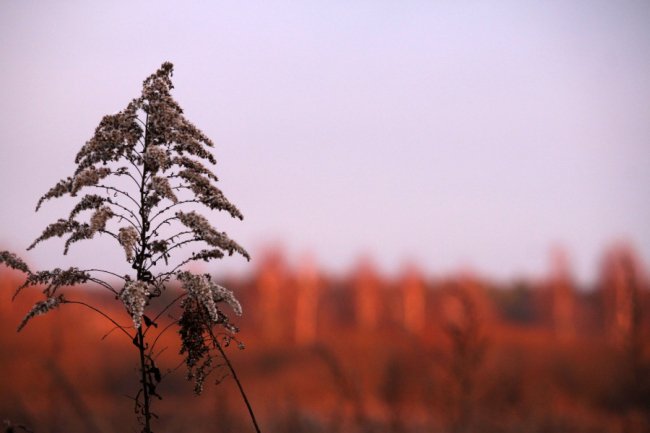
1 246 649 433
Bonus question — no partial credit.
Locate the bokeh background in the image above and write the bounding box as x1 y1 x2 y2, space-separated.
1 1 649 432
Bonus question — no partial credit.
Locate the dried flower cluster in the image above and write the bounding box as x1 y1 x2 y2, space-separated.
178 296 213 394
176 211 249 259
118 226 140 261
17 295 65 332
178 271 242 323
143 145 170 172
0 251 31 274
150 176 178 204
0 260 90 330
120 280 152 329
177 270 244 394
90 206 114 232
15 267 90 298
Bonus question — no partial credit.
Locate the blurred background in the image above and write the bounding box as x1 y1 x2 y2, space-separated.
1 1 649 432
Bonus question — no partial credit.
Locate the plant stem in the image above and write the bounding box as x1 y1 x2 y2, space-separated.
63 300 133 340
137 326 152 433
137 112 153 433
209 328 262 433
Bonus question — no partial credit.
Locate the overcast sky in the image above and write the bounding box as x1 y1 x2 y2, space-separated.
1 1 649 284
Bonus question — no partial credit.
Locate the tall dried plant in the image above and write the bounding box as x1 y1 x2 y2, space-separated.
0 63 259 433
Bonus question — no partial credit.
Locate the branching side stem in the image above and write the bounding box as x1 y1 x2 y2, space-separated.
207 326 261 433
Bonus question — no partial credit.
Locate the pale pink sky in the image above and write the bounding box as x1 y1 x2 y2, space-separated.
1 1 649 284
